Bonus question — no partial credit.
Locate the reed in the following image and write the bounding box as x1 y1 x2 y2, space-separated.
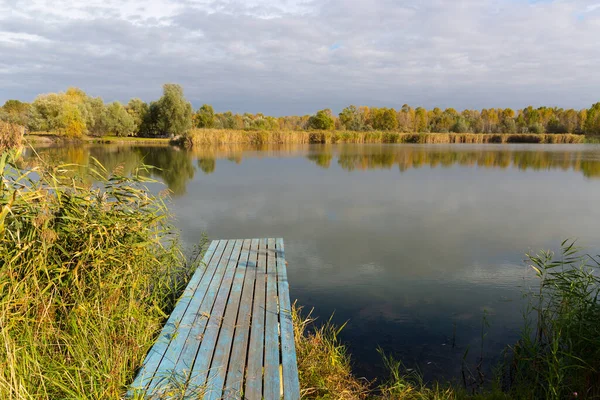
293 305 370 399
0 150 195 399
504 241 600 399
0 121 25 150
176 129 585 147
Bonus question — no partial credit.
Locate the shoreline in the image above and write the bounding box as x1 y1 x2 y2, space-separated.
21 131 589 147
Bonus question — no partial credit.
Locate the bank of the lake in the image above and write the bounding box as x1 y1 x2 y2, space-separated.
23 133 172 146
18 130 588 149
177 129 585 146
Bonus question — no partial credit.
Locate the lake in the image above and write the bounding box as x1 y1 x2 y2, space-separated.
24 142 600 384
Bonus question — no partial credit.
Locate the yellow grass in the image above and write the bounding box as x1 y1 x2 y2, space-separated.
0 121 25 150
177 129 585 146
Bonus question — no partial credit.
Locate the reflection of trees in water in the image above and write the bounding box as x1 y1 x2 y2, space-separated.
198 158 216 174
137 147 195 195
306 153 333 169
304 148 600 178
27 145 196 196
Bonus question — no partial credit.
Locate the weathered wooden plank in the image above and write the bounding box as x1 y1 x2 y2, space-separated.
203 239 251 400
148 240 235 393
276 238 300 399
222 238 259 399
144 240 233 395
128 240 222 396
185 239 244 396
264 238 281 398
245 238 268 400
130 238 301 400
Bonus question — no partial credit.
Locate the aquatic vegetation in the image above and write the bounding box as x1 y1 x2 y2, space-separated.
0 121 24 150
504 242 600 399
293 306 371 399
0 151 197 398
177 129 584 147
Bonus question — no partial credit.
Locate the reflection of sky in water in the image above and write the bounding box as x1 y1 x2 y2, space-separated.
26 143 600 383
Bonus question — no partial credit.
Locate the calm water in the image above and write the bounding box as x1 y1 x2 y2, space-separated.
25 143 600 383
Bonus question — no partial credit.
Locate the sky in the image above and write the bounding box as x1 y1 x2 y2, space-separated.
0 0 599 115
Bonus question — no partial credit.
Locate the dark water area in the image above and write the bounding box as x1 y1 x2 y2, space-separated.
24 143 600 384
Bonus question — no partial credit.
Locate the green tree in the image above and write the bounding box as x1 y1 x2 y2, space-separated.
105 102 135 137
196 104 216 128
308 109 335 130
126 98 149 135
85 97 107 136
339 105 368 131
155 84 193 137
585 103 600 135
414 107 428 132
377 108 398 131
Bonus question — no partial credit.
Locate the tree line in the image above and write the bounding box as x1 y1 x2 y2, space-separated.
2 84 600 137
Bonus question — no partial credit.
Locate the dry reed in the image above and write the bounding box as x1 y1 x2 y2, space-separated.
176 129 585 147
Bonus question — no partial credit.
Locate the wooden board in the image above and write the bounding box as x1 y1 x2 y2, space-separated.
129 238 300 399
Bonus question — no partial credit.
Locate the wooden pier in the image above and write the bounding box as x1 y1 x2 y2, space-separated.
129 238 300 399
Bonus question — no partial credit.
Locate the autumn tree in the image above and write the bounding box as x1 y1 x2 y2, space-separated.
1 100 30 126
585 103 600 135
308 109 335 130
196 104 216 128
414 107 428 132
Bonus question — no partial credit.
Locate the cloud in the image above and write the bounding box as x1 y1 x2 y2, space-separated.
0 0 599 114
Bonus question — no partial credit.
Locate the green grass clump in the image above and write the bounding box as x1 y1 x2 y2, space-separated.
0 151 191 399
505 241 600 399
293 305 371 399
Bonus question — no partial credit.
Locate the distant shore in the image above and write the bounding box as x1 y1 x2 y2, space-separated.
174 129 586 147
21 130 589 148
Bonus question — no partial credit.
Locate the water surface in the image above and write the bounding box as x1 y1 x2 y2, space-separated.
25 143 600 383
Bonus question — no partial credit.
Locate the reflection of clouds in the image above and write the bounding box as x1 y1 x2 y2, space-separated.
27 142 600 381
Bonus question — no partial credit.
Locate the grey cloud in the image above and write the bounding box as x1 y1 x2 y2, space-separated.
0 0 599 114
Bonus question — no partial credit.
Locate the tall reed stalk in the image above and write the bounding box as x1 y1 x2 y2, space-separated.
0 121 25 150
0 150 192 399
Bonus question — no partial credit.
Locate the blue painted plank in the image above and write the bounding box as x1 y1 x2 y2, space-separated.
276 238 300 399
164 239 235 396
223 238 259 399
185 239 244 396
144 239 232 394
203 239 251 400
264 238 281 398
128 240 221 396
245 238 268 400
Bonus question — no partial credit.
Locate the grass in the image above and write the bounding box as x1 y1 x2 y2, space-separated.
87 136 171 144
0 150 197 399
503 241 600 399
24 133 172 145
293 306 370 399
0 121 24 150
175 129 585 147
